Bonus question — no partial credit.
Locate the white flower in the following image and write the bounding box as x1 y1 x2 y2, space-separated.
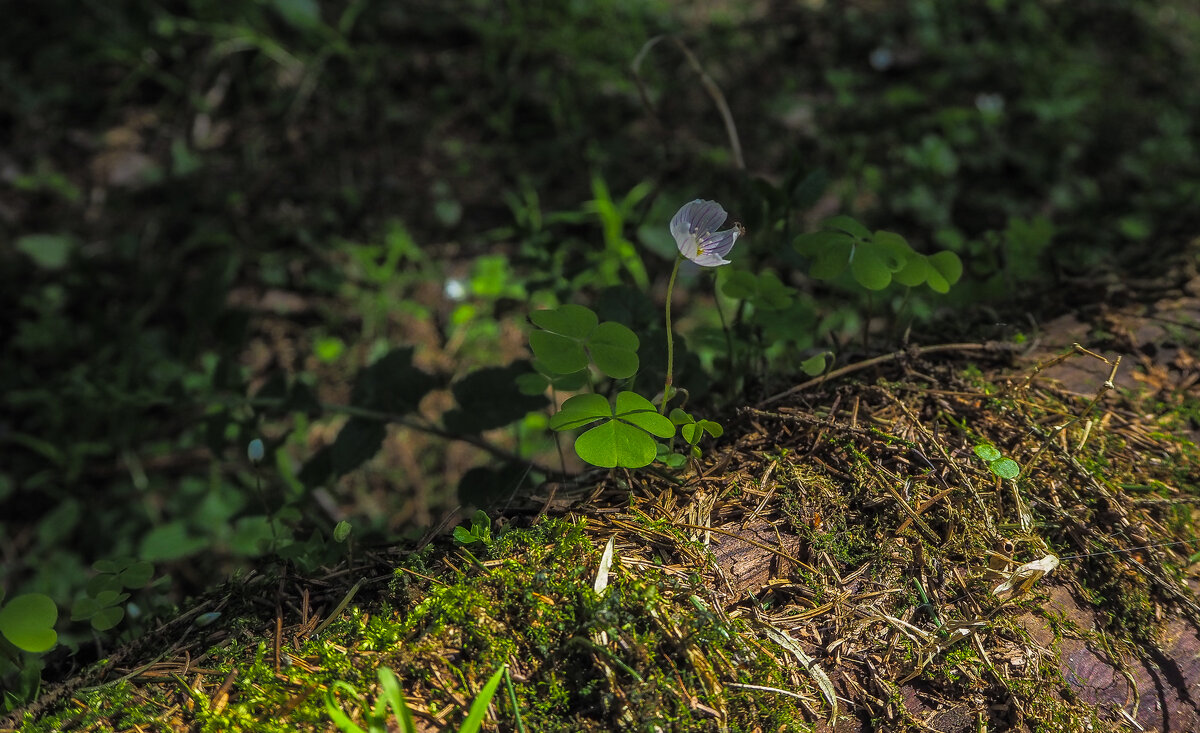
669 199 743 267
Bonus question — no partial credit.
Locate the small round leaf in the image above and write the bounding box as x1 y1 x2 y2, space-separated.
529 331 589 375
809 240 853 280
91 606 125 632
822 215 872 241
529 304 598 339
794 229 853 257
869 232 913 270
0 593 58 653
801 352 830 376
614 392 674 439
549 393 613 431
973 444 1002 462
119 561 154 589
669 408 695 426
991 458 1021 480
893 254 930 287
928 250 963 284
850 248 892 290
574 421 658 468
588 321 640 379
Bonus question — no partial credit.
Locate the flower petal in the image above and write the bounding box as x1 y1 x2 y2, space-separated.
671 200 728 243
698 228 739 260
669 201 698 243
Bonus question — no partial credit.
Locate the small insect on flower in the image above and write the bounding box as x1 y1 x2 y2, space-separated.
670 199 744 267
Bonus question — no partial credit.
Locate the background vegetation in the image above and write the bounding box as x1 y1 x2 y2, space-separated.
3 0 1200 712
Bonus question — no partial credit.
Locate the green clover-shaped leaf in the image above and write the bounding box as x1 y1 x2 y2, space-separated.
529 305 639 379
797 218 922 291
754 271 795 310
71 597 102 622
893 254 932 288
850 234 913 290
0 593 58 652
974 444 1021 480
588 322 639 379
682 419 723 446
91 605 126 632
822 215 872 241
925 251 963 293
549 393 612 431
801 352 832 376
669 409 723 446
92 558 154 590
870 231 913 267
655 442 688 468
551 392 674 468
850 245 892 290
799 232 854 280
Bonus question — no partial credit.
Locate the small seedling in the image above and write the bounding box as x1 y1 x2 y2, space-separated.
794 215 962 293
659 408 724 467
453 510 493 547
71 558 153 632
973 444 1020 480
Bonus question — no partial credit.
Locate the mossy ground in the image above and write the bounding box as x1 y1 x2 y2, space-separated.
10 321 1200 732
16 518 811 732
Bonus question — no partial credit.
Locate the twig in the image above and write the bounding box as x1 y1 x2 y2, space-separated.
758 342 1018 408
630 35 745 170
234 396 562 479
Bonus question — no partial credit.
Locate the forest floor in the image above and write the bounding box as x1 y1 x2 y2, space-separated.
8 252 1200 733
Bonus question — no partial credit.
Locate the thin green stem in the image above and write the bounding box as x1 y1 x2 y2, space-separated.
253 470 279 546
661 257 683 414
503 665 526 733
712 279 735 390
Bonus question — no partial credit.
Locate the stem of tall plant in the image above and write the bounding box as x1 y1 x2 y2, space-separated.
661 256 683 414
712 280 735 390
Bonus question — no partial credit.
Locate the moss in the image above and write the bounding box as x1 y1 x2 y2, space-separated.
17 516 816 731
21 681 176 733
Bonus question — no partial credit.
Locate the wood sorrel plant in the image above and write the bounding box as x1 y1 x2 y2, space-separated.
526 199 737 469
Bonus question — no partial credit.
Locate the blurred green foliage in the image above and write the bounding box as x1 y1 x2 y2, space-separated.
2 0 1199 712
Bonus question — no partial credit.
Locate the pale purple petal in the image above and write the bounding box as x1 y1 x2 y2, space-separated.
688 201 729 237
697 229 738 261
669 201 697 243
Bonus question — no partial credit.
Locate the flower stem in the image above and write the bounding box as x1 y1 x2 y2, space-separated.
661 256 682 414
712 278 735 388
